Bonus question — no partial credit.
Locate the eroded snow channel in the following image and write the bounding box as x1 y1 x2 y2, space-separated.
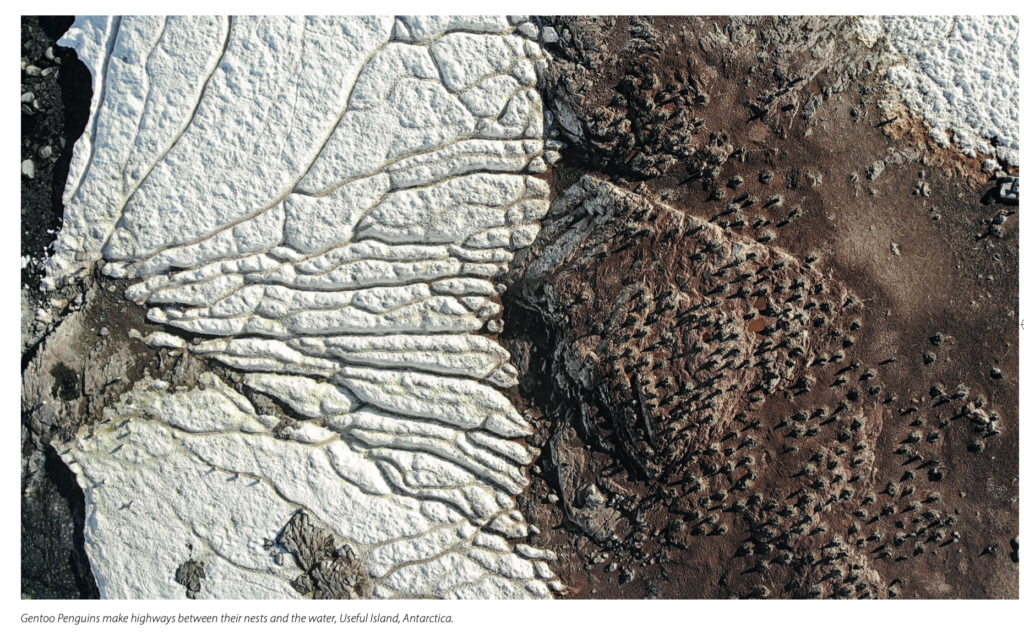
47 15 563 599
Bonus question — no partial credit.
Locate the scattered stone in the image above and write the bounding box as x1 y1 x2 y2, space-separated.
518 22 539 39
867 161 885 180
174 559 205 599
802 94 822 119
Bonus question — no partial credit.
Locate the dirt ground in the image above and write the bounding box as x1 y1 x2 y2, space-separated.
502 16 1018 599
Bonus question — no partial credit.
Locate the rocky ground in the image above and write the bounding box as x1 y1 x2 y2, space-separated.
21 16 1018 599
21 16 99 599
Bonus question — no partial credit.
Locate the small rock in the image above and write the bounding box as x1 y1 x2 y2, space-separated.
546 493 559 504
578 484 607 511
990 367 1003 380
542 27 559 43
25 65 41 76
38 145 52 159
21 160 35 179
527 157 547 173
44 47 55 61
867 160 885 180
517 22 539 39
890 242 901 256
42 67 56 77
21 91 34 103
99 327 109 337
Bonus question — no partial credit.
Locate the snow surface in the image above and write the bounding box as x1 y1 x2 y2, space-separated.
51 15 560 600
873 15 1019 165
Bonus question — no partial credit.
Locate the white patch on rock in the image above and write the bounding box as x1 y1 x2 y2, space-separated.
142 332 185 349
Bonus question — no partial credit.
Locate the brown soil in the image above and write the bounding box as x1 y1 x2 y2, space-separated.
501 16 1018 599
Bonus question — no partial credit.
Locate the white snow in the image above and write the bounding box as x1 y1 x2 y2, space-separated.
878 15 1019 165
51 14 560 600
